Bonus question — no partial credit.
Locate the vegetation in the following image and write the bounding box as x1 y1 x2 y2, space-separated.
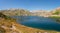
0 12 10 19
50 9 60 22
49 16 60 22
49 16 60 18
52 10 60 15
0 12 16 21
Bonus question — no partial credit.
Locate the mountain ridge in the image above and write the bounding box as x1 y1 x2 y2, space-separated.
0 7 60 17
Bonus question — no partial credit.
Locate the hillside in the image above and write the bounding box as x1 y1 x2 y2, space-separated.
51 7 60 15
0 8 53 17
0 8 32 16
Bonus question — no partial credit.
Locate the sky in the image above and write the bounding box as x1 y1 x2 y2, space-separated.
0 0 60 11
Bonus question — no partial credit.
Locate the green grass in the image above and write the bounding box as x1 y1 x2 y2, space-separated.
49 16 60 22
49 16 60 19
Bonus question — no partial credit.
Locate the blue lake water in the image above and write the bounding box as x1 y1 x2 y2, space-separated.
12 16 60 31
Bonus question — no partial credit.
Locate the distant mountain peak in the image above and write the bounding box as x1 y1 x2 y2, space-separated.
7 8 21 10
31 10 48 13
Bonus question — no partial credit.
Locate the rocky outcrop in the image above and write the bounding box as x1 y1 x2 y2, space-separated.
0 9 32 16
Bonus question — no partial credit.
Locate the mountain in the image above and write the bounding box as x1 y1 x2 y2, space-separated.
31 10 51 17
31 7 60 17
0 7 60 17
0 8 32 16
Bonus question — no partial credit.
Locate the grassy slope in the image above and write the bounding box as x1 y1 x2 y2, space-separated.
49 16 60 22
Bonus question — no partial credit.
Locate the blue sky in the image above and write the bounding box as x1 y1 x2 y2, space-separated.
0 0 60 11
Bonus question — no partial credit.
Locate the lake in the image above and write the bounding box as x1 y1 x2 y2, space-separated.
12 16 60 31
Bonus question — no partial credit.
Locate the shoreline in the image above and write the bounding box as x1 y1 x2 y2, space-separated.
0 17 60 33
